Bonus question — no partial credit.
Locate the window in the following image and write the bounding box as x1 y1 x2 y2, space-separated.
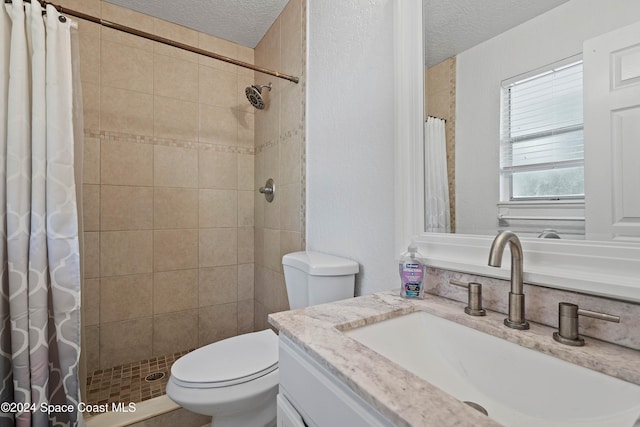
500 57 584 201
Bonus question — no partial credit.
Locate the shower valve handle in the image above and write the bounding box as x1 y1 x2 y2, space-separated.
259 178 275 202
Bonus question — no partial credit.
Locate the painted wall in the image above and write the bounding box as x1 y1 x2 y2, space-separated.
253 0 306 330
66 0 257 372
455 0 640 236
306 0 398 296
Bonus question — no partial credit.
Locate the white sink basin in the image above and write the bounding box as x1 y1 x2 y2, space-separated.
345 311 640 427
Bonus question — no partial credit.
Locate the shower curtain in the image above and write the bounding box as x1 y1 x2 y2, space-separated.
424 117 451 232
1 1 83 426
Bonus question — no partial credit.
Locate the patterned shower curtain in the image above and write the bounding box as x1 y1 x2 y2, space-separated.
0 1 83 426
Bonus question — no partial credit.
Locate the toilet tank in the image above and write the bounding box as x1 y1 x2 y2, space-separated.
282 251 359 310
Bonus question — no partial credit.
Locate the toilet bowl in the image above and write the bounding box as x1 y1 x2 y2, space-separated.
166 251 359 427
166 329 279 427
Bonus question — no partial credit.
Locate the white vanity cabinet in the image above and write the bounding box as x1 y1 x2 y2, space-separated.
277 335 393 427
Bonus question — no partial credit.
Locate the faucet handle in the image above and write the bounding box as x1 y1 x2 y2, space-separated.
449 280 486 316
553 302 620 346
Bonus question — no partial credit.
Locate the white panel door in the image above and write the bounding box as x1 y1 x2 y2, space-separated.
584 20 640 241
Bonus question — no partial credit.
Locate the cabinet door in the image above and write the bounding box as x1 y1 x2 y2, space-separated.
584 20 640 241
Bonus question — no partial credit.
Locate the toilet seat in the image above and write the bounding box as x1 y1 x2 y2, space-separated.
170 329 278 389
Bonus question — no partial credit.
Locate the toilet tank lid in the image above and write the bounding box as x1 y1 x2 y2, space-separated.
282 251 359 276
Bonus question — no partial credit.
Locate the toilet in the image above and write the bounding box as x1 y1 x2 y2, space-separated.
166 251 359 427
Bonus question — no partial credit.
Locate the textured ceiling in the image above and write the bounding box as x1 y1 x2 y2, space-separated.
103 0 569 66
424 0 570 67
102 0 289 48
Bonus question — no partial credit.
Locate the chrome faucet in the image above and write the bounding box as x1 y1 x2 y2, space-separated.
488 231 530 330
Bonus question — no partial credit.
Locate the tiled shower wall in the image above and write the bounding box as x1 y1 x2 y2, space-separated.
65 0 258 372
254 0 306 330
425 57 456 231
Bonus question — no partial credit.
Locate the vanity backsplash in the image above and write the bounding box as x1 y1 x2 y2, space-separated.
424 267 640 351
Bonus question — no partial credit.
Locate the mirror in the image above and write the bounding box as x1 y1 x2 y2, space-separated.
423 0 640 241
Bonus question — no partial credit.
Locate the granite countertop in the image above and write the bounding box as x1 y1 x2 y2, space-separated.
268 290 640 427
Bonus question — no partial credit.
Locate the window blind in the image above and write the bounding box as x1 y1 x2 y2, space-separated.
500 58 584 200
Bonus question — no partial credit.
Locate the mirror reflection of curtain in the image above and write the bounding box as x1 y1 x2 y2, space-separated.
424 117 451 232
1 1 83 425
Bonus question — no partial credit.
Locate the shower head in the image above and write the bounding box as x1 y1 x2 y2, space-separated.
245 83 272 109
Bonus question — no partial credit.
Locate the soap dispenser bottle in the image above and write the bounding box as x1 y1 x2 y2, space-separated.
399 244 425 299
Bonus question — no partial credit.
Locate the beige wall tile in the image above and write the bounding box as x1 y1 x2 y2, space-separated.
280 0 304 77
263 228 281 272
253 300 267 332
154 145 198 188
78 23 100 81
100 274 153 323
82 82 100 131
279 183 301 232
84 231 100 279
198 150 238 190
154 188 198 229
253 226 264 267
198 33 238 73
198 265 238 307
427 59 452 96
198 303 237 346
100 317 153 369
238 299 254 335
263 192 280 231
199 228 237 267
198 104 238 145
152 310 198 356
238 191 254 227
199 189 237 228
154 229 198 272
100 231 153 277
55 0 100 17
100 87 154 136
84 278 100 327
281 83 303 135
254 265 266 306
255 16 280 72
238 227 254 264
153 19 199 63
199 65 238 108
237 154 254 191
84 325 100 373
279 136 301 185
83 138 100 185
101 140 153 186
155 54 199 102
238 263 254 301
237 111 255 148
153 96 199 141
280 231 303 261
263 269 288 313
83 184 100 231
100 185 153 231
101 40 154 94
154 269 198 314
101 3 155 51
237 45 255 79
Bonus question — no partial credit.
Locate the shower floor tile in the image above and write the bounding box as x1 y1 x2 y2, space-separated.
85 349 193 413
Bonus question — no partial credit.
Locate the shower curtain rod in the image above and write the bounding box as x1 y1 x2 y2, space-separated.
5 0 300 84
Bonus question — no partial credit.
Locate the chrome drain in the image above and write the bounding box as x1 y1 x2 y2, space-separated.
144 372 165 382
463 401 488 416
